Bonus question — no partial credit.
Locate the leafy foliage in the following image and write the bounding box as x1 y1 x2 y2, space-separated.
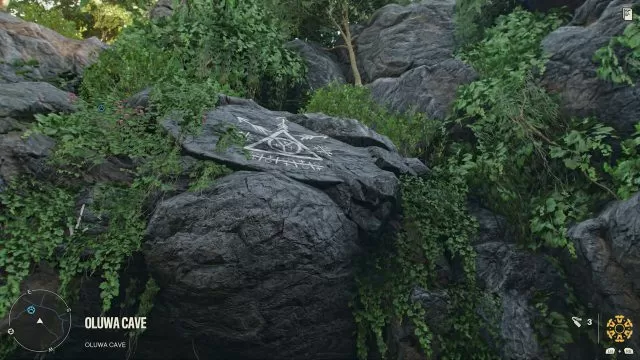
269 0 402 45
532 292 573 358
304 83 440 157
328 7 640 359
0 180 76 317
594 12 640 85
1 0 302 321
81 0 303 106
8 0 83 38
451 9 598 254
9 0 153 43
604 123 640 198
352 170 498 359
454 0 519 50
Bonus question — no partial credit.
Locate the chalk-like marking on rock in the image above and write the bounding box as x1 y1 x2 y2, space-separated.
237 117 331 171
237 116 270 135
313 145 332 158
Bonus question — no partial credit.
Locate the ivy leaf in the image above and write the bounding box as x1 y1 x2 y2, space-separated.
563 157 579 170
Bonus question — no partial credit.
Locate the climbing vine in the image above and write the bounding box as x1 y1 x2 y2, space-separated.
352 169 498 359
594 11 640 85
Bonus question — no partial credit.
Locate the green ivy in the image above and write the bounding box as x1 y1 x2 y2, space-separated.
0 180 76 318
352 170 497 359
604 123 640 198
594 12 640 85
532 292 573 359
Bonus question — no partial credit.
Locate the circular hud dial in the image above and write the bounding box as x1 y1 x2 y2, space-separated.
606 314 633 343
7 289 72 352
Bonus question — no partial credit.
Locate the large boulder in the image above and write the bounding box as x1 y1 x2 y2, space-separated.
285 39 346 91
0 12 106 86
354 0 458 83
139 94 426 359
161 94 417 238
367 59 478 119
541 0 640 137
143 171 361 360
566 193 640 353
350 0 477 120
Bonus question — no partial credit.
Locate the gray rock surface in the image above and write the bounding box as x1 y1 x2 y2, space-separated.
144 171 361 360
571 0 613 25
567 193 640 352
0 82 75 121
285 39 345 91
367 60 478 120
149 0 174 20
0 132 54 185
0 12 106 84
146 93 429 359
162 94 410 238
541 0 640 136
290 112 397 152
355 0 457 82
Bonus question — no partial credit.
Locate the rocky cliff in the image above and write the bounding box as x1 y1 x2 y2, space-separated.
1 0 639 359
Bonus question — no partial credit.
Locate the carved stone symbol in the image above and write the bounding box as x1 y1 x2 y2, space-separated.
243 118 323 161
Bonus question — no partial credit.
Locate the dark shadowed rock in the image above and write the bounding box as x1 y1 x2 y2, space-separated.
571 0 613 25
0 12 106 84
144 171 361 360
125 87 152 109
541 0 640 137
285 39 345 91
161 95 413 238
0 132 55 185
355 0 457 82
519 0 585 12
368 147 419 177
566 193 640 352
0 82 75 122
367 60 478 120
289 112 397 152
403 157 430 176
149 0 174 20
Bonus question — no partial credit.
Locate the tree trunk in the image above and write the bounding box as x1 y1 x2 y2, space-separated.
339 9 362 86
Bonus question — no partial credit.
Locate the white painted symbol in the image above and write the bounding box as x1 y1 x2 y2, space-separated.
299 134 328 141
37 318 43 324
237 117 270 135
313 145 332 158
237 117 331 171
7 328 14 335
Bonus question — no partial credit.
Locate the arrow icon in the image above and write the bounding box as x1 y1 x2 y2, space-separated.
571 316 582 327
36 318 43 324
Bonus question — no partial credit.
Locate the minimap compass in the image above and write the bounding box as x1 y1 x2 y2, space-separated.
7 289 72 352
